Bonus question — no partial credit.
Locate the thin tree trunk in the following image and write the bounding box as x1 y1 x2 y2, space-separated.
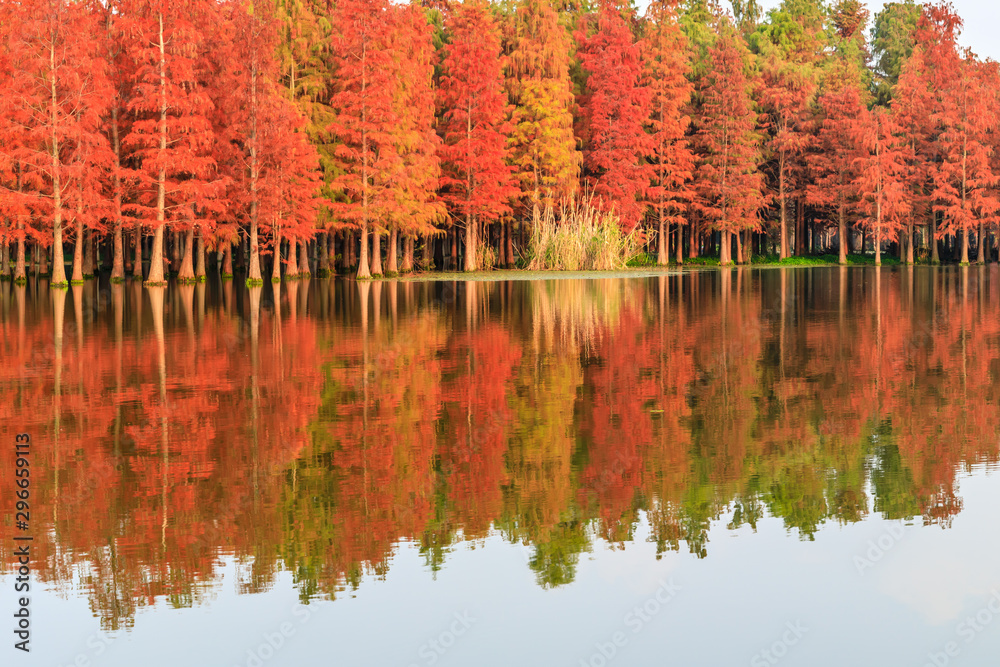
371 230 383 275
906 221 914 265
272 230 282 281
977 222 985 264
676 223 683 265
72 214 85 283
49 37 67 287
779 152 789 258
657 213 667 266
146 13 168 286
931 212 940 263
838 201 847 265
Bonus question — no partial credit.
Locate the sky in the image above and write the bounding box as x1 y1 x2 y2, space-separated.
749 1 1000 62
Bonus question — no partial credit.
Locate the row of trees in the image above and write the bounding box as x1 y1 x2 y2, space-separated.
1 0 998 281
1 267 995 626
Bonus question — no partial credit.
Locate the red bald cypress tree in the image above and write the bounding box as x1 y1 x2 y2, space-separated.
694 20 764 265
125 0 218 286
2 0 112 287
578 2 651 230
809 50 868 265
932 54 998 265
384 4 443 274
438 0 517 272
852 106 911 265
643 0 694 264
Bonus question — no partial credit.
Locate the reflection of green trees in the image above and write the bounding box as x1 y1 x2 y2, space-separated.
527 519 589 589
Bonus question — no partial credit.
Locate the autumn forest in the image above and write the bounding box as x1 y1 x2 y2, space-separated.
0 0 996 284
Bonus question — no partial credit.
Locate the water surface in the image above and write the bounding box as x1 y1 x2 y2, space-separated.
2 267 1000 666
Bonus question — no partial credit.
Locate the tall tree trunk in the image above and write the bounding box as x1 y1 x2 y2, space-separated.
795 197 805 256
14 232 25 283
272 230 282 281
72 204 84 283
49 39 67 287
287 239 299 276
146 13 169 286
133 227 143 279
222 242 233 276
195 230 206 280
371 230 383 275
505 222 515 266
0 237 7 279
838 202 847 265
402 236 414 272
178 227 195 281
422 234 432 271
779 152 789 259
110 97 124 281
387 228 398 274
689 215 699 258
906 221 914 265
319 231 329 275
657 211 667 266
930 212 940 263
720 230 731 265
464 214 478 272
83 228 94 276
977 222 985 264
676 223 684 265
961 228 969 264
299 239 311 276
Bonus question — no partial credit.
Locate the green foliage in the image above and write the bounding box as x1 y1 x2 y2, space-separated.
871 0 921 104
751 253 901 266
625 252 656 267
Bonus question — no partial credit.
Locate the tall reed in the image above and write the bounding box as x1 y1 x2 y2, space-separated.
527 199 638 271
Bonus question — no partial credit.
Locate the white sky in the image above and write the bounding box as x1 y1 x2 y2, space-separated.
748 1 1000 62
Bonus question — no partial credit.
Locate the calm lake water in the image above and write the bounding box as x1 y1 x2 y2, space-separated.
2 267 1000 667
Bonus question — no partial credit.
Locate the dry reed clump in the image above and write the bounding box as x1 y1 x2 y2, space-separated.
527 199 639 271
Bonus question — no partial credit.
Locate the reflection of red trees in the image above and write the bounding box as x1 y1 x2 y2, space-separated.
440 323 521 538
2 269 1000 622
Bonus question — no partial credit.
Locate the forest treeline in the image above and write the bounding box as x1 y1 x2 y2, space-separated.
0 269 994 626
0 0 995 283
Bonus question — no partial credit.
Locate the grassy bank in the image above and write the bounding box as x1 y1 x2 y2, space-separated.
379 255 929 282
